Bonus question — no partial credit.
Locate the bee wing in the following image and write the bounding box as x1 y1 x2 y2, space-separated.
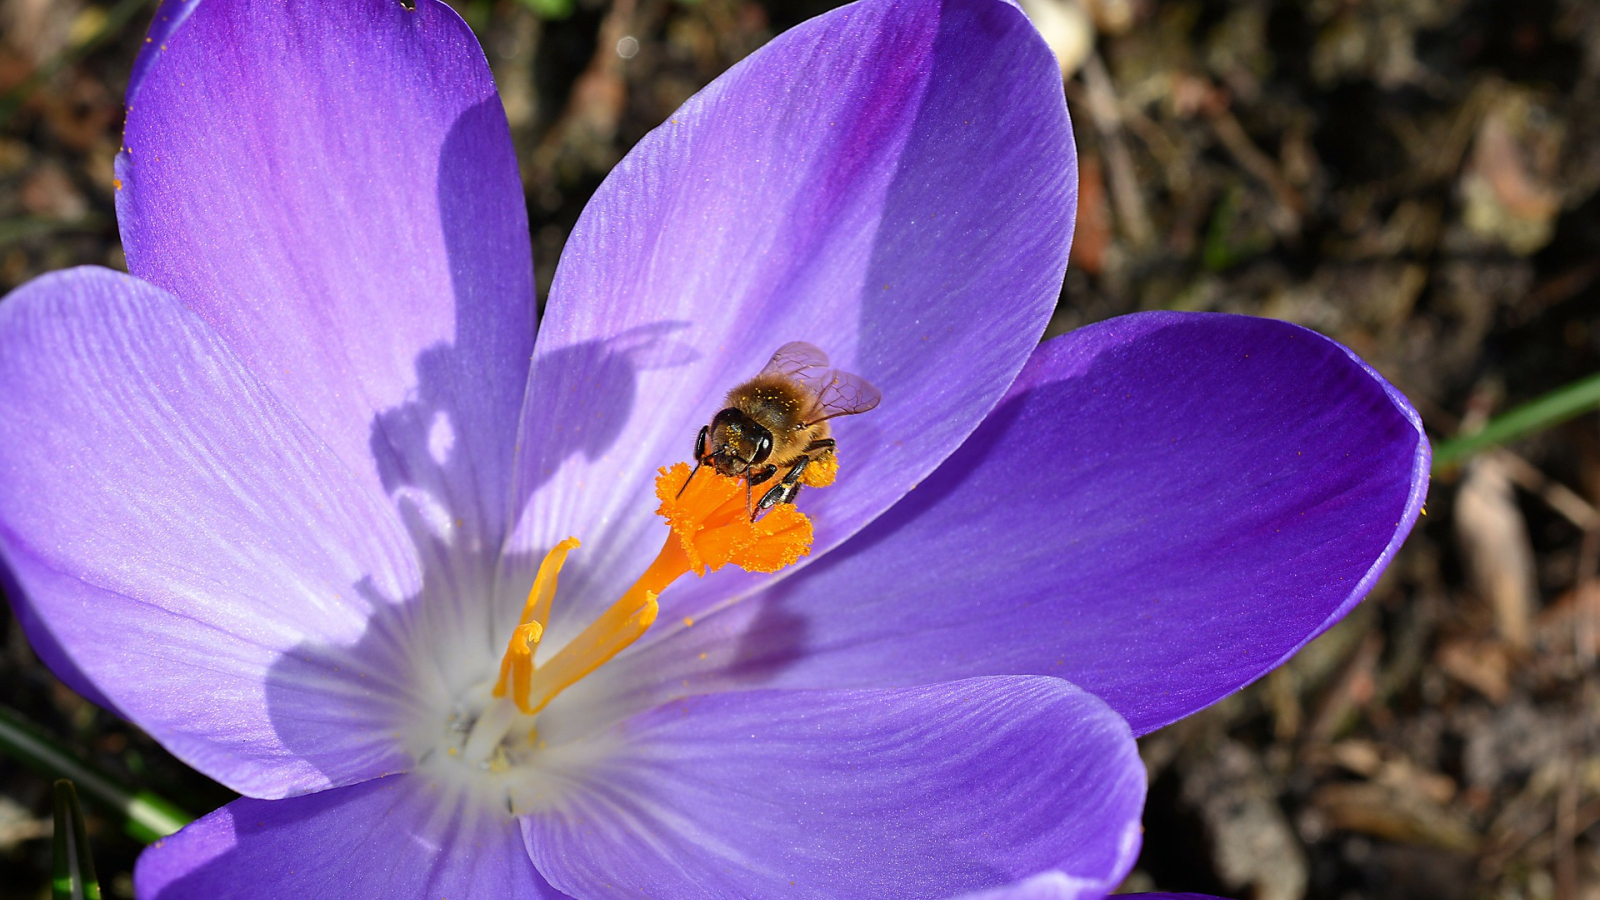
805 368 882 423
762 342 881 422
759 341 833 391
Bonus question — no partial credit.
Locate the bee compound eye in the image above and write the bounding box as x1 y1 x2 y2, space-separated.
752 432 773 465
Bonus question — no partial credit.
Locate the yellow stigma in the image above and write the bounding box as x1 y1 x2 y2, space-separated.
490 464 813 717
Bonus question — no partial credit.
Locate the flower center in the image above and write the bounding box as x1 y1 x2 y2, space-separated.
459 462 813 763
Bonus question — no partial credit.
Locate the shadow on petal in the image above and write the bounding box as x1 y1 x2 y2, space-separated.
261 95 706 789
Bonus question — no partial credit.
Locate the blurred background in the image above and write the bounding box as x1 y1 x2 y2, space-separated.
0 0 1597 896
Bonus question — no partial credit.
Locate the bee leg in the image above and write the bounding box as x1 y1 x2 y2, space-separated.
756 456 812 515
755 440 835 512
744 465 778 516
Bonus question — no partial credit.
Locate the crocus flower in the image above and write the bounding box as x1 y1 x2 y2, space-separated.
0 0 1428 897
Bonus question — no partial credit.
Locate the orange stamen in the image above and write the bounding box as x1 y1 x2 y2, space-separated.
655 461 813 576
490 465 814 717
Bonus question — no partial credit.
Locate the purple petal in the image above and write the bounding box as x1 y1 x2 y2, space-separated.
117 0 533 549
501 0 1075 637
135 774 566 900
126 0 201 101
522 677 1144 900
0 269 423 796
1 562 117 714
607 312 1428 736
952 872 1137 900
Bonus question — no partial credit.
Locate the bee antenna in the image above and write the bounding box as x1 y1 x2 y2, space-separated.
677 460 703 498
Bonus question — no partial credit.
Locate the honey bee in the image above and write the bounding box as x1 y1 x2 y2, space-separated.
685 341 882 514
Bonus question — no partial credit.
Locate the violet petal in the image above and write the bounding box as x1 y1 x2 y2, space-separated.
117 0 534 548
950 872 1130 900
521 676 1143 900
607 312 1428 736
501 0 1075 637
126 0 200 101
0 269 422 797
134 774 567 900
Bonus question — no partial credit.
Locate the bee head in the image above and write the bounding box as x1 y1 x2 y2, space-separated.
707 408 773 475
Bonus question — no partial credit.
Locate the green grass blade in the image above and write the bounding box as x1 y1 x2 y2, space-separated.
52 780 102 900
1433 372 1600 471
0 704 192 843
